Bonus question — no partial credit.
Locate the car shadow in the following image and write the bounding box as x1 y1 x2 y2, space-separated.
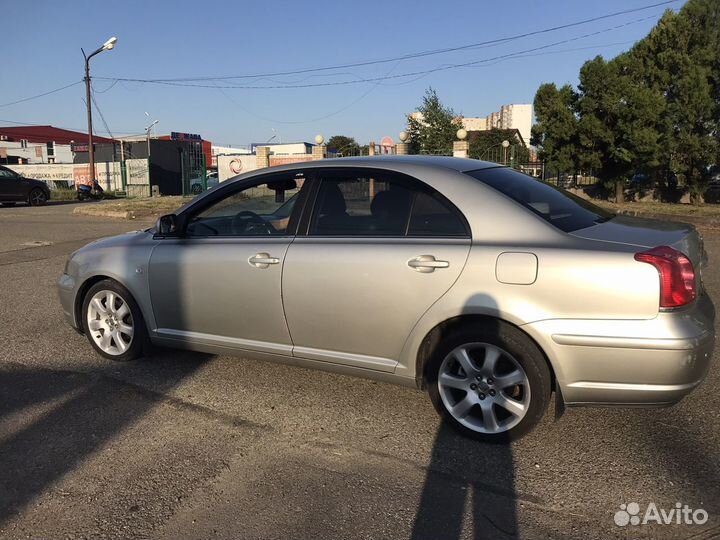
0 351 210 527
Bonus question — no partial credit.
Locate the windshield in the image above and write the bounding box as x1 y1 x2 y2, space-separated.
466 167 614 233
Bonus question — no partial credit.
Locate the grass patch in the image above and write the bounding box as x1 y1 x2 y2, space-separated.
51 189 79 201
94 196 193 218
594 200 720 218
52 189 127 202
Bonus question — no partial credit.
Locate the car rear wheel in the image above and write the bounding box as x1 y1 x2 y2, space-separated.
28 188 47 206
190 183 203 195
427 322 551 443
81 279 146 361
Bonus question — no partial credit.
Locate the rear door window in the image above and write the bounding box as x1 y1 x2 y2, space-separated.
466 167 614 232
307 170 469 237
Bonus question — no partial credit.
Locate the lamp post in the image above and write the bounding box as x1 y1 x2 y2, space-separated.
82 36 117 186
502 139 510 165
145 119 159 157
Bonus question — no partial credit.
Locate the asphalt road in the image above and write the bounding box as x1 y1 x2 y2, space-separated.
1 202 719 540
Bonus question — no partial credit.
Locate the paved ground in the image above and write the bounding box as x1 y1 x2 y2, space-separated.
1 202 719 540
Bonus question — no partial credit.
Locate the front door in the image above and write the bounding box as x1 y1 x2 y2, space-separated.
148 172 308 355
0 168 23 200
282 168 471 372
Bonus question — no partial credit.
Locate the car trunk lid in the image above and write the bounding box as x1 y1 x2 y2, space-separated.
570 215 708 288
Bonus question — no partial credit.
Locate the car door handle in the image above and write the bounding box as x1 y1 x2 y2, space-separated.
248 253 280 268
407 255 450 273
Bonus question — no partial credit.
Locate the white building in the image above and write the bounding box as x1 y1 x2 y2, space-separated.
460 117 488 132
410 103 534 146
211 144 251 168
0 140 73 164
484 104 533 145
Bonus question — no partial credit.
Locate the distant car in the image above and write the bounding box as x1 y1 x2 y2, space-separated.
705 174 720 203
190 171 219 195
58 156 715 442
0 165 50 206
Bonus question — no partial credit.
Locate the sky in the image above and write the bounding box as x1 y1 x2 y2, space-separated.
0 0 683 148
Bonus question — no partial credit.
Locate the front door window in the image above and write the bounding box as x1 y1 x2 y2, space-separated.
186 177 303 237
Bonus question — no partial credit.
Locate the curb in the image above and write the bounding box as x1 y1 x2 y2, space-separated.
72 206 136 220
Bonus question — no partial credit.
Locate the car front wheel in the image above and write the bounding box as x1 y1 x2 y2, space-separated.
427 322 551 443
28 188 48 206
81 279 146 361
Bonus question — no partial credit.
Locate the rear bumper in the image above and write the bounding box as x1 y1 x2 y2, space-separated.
523 293 716 406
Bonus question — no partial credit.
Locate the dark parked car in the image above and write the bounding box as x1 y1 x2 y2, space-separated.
0 165 50 206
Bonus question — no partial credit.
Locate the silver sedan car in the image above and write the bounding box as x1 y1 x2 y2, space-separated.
58 156 716 442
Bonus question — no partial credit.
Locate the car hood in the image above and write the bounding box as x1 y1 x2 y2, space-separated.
77 229 153 252
570 215 707 269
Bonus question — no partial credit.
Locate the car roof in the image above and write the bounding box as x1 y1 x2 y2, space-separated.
247 155 499 175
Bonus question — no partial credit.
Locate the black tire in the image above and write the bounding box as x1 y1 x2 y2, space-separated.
81 279 147 362
426 321 552 443
190 183 203 195
28 188 47 206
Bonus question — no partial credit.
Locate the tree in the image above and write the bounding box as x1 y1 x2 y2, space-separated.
531 0 719 204
634 2 719 203
531 83 579 178
325 135 360 156
576 54 664 201
407 88 462 155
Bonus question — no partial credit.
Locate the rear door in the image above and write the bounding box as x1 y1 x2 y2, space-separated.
282 168 471 372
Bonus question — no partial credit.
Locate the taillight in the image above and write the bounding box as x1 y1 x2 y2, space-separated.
634 246 696 309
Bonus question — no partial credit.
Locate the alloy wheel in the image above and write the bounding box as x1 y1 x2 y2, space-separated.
86 290 134 356
437 342 531 434
30 190 47 205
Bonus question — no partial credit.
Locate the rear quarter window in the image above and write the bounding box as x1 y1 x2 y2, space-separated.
466 168 614 233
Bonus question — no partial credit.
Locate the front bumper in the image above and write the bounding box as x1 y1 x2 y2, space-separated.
57 272 78 330
523 293 716 406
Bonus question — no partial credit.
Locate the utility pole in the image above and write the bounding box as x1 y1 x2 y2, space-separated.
82 36 117 186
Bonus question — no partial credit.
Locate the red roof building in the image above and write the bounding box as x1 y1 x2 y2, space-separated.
0 125 114 145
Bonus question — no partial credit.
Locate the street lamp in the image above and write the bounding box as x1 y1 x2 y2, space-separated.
501 139 510 165
82 36 117 186
145 119 159 157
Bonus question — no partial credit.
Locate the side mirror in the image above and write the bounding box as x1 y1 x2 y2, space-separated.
268 179 297 203
156 213 178 236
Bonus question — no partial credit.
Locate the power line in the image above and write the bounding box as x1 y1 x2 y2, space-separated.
212 59 404 125
100 15 657 91
211 39 633 125
97 0 679 84
90 87 115 139
0 81 83 108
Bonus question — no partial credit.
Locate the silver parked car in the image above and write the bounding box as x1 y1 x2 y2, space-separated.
58 156 715 442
